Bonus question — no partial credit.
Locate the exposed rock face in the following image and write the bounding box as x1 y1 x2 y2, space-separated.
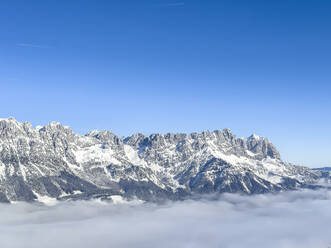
0 117 322 203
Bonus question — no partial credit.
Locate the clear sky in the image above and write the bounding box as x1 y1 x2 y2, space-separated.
0 0 330 167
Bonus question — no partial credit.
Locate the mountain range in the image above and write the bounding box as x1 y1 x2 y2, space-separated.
0 117 328 203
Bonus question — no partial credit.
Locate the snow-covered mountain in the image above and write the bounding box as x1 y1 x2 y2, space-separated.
0 117 324 203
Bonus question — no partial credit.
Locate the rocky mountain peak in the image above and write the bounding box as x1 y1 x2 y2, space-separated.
0 117 30 140
0 117 321 203
246 134 280 159
123 133 147 148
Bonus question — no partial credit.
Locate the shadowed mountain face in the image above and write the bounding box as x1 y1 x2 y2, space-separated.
0 117 324 203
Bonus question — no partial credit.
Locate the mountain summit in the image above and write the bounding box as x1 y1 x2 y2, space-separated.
0 118 323 203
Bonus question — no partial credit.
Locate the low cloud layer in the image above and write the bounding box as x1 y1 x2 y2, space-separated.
1 190 331 248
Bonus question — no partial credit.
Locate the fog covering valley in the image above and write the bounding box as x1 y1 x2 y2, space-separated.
1 189 331 248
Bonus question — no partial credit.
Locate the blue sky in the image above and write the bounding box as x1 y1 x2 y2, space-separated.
0 0 330 167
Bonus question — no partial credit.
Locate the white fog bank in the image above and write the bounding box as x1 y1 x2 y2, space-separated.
1 190 331 248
